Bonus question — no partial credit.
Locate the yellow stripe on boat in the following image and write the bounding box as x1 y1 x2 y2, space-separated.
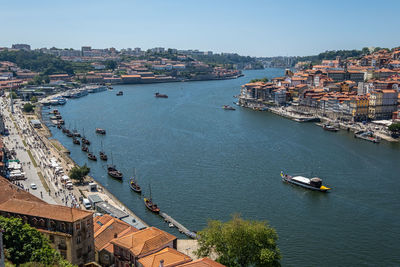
320 186 331 190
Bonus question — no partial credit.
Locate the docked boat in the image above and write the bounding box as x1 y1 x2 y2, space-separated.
81 144 89 152
107 165 123 180
88 153 97 161
222 105 235 110
144 184 159 213
58 120 65 125
66 131 73 137
354 131 381 143
73 132 81 137
99 141 107 160
116 91 123 96
62 127 68 133
96 128 106 135
280 171 331 192
72 138 80 145
100 151 108 161
154 92 168 98
82 137 91 145
129 169 141 193
323 124 339 132
87 85 107 93
57 124 62 129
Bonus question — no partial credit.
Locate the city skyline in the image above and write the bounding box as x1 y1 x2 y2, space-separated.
1 0 400 57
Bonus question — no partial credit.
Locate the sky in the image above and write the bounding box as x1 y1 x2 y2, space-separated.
1 0 400 57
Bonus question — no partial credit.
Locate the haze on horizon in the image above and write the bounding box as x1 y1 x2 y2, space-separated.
1 0 400 57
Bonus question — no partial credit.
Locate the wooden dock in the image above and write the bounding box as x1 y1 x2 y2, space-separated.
160 212 197 239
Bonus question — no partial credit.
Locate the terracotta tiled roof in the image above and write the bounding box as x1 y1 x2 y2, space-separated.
178 258 225 267
111 227 176 257
0 198 92 223
138 248 191 267
0 176 44 204
94 214 138 253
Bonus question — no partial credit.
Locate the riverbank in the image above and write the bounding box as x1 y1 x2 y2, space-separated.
4 96 149 229
240 103 398 143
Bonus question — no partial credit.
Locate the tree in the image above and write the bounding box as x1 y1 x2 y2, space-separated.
69 164 90 184
23 103 34 113
8 91 18 99
0 216 74 266
250 77 269 83
30 96 38 103
105 60 117 70
388 123 400 138
196 214 281 267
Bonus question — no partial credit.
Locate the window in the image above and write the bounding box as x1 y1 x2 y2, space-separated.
76 248 82 259
77 236 81 244
76 222 81 230
88 245 92 252
87 220 91 227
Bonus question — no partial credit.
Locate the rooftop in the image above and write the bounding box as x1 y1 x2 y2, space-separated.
111 226 177 257
178 258 225 267
138 247 191 267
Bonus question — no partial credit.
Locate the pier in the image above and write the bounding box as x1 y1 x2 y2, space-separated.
160 212 197 239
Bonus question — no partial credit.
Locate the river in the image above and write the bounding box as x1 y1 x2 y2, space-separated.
43 69 400 266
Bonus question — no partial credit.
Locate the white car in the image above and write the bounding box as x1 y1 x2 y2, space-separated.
30 183 37 190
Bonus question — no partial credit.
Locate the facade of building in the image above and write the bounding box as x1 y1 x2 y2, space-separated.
0 177 95 265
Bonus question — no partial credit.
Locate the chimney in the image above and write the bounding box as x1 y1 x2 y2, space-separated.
159 259 164 267
114 233 118 238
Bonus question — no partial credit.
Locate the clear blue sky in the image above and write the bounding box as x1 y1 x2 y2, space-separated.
1 0 399 57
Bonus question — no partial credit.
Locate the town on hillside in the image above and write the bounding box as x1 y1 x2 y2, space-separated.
239 48 400 142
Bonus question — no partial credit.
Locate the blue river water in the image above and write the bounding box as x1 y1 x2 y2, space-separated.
43 69 400 266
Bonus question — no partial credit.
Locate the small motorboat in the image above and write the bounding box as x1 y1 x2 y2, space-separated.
168 223 174 228
72 138 80 145
280 171 331 192
88 153 97 161
73 132 81 137
116 91 123 96
58 120 65 125
57 124 62 129
96 128 106 135
66 132 73 138
323 124 339 132
222 105 235 110
154 92 168 98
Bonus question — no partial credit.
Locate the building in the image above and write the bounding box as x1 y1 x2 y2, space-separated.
94 214 138 267
11 44 31 50
0 177 95 265
112 227 177 267
137 247 191 267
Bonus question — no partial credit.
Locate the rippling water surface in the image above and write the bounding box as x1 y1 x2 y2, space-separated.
44 69 400 266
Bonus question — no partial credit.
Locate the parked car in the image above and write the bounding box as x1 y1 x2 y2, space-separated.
30 183 37 190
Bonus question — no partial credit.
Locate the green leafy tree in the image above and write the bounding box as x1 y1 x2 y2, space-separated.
196 214 281 267
33 75 43 85
30 96 38 103
0 216 75 266
250 77 269 83
9 91 18 99
388 123 400 137
105 60 117 70
23 103 34 113
69 164 90 184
